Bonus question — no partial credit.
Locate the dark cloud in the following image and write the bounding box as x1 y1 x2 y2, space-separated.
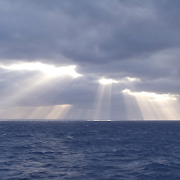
1 0 180 64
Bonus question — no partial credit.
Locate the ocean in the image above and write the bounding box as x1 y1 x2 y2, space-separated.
0 121 180 180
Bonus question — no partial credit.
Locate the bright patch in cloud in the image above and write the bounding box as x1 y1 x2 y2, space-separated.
122 89 178 101
125 77 140 82
99 77 140 85
99 78 118 85
0 62 82 78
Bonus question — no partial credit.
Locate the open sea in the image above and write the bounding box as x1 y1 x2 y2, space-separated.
0 120 180 180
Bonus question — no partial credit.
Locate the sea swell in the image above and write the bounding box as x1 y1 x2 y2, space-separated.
0 121 180 180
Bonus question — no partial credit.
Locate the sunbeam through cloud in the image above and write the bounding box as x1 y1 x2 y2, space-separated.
122 89 180 120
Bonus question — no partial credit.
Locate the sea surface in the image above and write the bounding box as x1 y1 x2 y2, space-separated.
0 121 180 180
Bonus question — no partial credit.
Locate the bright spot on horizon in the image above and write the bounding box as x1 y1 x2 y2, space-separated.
88 119 112 121
0 62 82 78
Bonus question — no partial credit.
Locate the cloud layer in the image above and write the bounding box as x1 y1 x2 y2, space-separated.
0 0 180 120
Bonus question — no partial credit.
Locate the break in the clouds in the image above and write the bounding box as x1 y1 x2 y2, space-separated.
0 0 180 120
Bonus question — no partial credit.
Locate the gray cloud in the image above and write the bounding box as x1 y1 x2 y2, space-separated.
1 0 180 64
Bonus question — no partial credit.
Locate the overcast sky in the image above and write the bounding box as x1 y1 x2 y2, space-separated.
0 0 180 120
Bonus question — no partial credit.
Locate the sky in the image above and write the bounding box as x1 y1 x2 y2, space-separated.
0 0 180 120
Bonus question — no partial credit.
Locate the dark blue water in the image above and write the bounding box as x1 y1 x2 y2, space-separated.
1 121 180 180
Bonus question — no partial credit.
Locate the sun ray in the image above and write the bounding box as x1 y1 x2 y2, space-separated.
123 91 143 120
0 62 82 112
92 79 112 120
0 74 50 108
45 105 72 119
0 105 72 120
122 89 180 120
